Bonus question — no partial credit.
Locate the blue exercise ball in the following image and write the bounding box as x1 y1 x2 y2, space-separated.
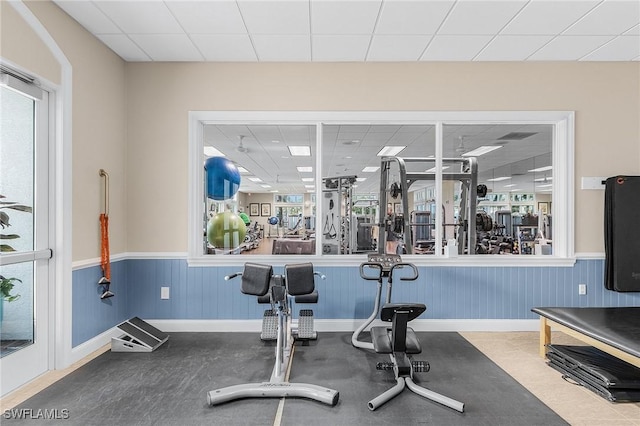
268 216 279 225
204 157 241 201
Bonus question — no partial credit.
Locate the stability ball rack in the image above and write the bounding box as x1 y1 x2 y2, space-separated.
378 156 479 255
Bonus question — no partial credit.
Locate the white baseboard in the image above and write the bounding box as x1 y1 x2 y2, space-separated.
68 318 538 366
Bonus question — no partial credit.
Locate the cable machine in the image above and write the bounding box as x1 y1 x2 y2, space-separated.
378 157 478 255
322 175 357 254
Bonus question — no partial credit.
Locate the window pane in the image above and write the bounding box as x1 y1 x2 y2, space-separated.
0 87 34 254
443 124 553 255
203 124 316 255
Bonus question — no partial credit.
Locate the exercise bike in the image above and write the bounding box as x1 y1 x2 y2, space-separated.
353 253 465 412
207 262 339 407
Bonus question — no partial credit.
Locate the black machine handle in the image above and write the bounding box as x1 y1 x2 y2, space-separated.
359 262 384 281
314 271 326 280
389 263 419 282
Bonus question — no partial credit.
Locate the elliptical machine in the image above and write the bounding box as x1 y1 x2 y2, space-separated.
352 253 464 412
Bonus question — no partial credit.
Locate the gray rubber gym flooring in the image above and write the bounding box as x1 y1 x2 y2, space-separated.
5 332 567 425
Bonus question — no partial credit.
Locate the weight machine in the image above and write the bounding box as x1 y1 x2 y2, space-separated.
322 175 357 254
378 157 479 255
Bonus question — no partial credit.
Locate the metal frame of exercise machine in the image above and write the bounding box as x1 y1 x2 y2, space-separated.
207 262 339 407
352 253 465 412
378 156 478 255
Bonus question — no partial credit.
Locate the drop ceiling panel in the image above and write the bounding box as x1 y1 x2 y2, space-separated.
501 0 599 35
311 0 382 35
191 35 258 61
581 36 640 61
252 35 311 61
528 35 615 60
438 0 528 35
164 1 246 34
421 36 494 61
564 0 640 35
129 34 203 61
375 0 455 35
238 0 310 34
312 36 371 61
55 1 121 34
476 35 554 61
93 1 182 34
96 35 150 61
367 35 431 61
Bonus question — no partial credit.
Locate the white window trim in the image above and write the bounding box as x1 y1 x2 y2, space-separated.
188 111 575 267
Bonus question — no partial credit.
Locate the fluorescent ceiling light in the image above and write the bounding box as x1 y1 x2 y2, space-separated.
270 190 279 193
425 166 450 173
288 146 311 156
306 189 314 193
534 176 553 182
503 184 517 188
356 177 367 182
537 184 553 188
304 185 315 189
362 166 380 172
260 184 271 188
237 166 249 173
297 166 313 172
528 166 553 173
487 176 511 182
248 177 263 182
377 146 406 157
301 178 314 182
509 188 522 192
461 146 502 157
204 146 225 157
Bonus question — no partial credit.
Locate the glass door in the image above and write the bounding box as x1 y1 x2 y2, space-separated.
0 79 52 396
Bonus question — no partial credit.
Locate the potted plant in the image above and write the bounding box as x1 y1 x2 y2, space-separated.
0 276 21 302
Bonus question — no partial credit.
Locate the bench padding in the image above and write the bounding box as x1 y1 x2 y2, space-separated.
532 307 640 359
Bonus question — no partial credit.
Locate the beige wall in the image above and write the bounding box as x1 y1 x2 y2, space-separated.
11 1 128 261
125 62 639 254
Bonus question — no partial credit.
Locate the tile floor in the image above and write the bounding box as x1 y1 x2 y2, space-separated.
1 332 639 425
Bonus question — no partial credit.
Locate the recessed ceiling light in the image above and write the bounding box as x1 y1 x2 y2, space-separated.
461 146 502 157
356 177 367 182
487 176 511 182
237 166 249 173
503 184 516 188
301 178 314 182
342 140 360 145
362 166 380 172
528 166 553 173
537 184 553 188
534 176 553 182
248 177 263 182
297 166 313 172
509 188 522 192
204 146 225 157
270 190 279 193
425 166 450 172
260 184 271 188
271 140 280 143
306 189 314 193
377 146 406 157
304 185 315 188
288 146 311 156
344 156 352 159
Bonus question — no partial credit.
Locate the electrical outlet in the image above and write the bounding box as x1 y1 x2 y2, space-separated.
161 286 170 299
578 284 587 295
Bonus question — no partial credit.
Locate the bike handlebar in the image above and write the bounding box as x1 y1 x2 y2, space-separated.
359 262 419 282
224 272 242 281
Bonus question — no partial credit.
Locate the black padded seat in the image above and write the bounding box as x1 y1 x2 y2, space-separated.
380 303 426 322
532 307 640 359
371 326 422 354
285 263 315 296
240 263 273 297
294 291 318 303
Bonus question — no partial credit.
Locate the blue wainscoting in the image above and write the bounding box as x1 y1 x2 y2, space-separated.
72 258 640 347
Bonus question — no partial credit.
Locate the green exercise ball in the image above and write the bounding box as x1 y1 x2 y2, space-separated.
238 212 250 225
207 211 247 250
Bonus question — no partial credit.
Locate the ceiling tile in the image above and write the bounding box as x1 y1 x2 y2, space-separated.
54 1 121 34
129 34 203 61
191 34 258 61
94 1 183 34
501 0 600 35
96 34 150 61
438 0 528 35
420 36 494 61
564 0 640 35
528 35 615 60
252 35 311 61
312 35 371 61
238 1 310 34
375 0 454 35
165 0 246 34
475 35 554 61
311 0 382 35
367 35 431 61
581 36 640 61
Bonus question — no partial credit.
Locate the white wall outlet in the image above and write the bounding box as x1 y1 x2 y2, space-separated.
578 284 587 295
161 286 170 299
581 177 606 190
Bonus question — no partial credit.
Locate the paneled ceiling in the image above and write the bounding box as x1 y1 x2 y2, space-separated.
54 0 640 62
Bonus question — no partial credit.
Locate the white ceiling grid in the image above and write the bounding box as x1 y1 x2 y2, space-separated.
53 0 640 62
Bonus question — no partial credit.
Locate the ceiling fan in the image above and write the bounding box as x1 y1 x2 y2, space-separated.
236 135 248 153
